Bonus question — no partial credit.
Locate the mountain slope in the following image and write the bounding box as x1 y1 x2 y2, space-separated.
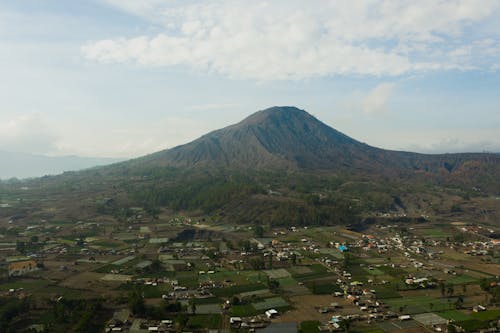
133 106 499 185
142 106 371 169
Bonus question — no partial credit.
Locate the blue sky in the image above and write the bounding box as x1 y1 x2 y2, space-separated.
1 0 499 157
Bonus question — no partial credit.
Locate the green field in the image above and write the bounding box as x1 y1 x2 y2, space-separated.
437 310 472 321
252 296 289 310
471 309 500 321
385 296 452 314
292 264 330 282
212 283 267 297
300 321 321 333
230 304 260 317
447 275 478 285
363 267 384 275
187 314 221 329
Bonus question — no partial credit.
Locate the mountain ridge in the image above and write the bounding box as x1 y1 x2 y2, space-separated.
0 151 122 179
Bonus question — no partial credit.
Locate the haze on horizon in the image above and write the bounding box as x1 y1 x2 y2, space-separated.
1 0 500 160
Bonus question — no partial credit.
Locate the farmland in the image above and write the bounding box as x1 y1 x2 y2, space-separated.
0 202 499 332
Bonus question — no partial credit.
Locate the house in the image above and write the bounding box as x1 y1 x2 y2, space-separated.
338 245 348 252
8 259 38 277
265 309 279 318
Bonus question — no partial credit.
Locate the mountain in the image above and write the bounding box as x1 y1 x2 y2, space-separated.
0 151 122 179
3 106 499 226
134 106 499 186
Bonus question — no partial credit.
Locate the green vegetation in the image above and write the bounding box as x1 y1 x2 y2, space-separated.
437 310 472 321
471 309 500 321
300 320 321 333
385 296 452 314
448 275 477 285
212 283 267 297
186 314 221 329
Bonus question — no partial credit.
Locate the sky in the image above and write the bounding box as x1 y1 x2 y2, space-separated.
1 0 500 158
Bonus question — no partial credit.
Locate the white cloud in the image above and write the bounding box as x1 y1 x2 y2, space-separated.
0 113 58 154
362 83 395 115
82 0 500 80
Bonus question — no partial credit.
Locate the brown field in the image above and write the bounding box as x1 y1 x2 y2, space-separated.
278 295 360 323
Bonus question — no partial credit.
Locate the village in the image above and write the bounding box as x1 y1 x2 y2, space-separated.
0 210 499 333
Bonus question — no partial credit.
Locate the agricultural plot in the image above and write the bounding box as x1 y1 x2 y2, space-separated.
186 314 221 329
239 289 270 298
112 255 136 266
413 312 448 326
252 296 289 310
277 277 298 287
378 319 420 332
212 283 267 297
447 275 478 285
230 304 259 317
101 274 132 282
195 303 222 314
437 310 472 321
291 264 330 282
363 267 384 275
265 268 291 279
288 266 312 275
384 296 453 314
471 309 500 321
149 237 169 244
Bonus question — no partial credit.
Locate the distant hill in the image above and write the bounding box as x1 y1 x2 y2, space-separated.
0 151 122 179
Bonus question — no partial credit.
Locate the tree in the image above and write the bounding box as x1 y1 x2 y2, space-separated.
16 240 26 254
267 278 280 293
447 284 454 297
339 318 351 333
254 225 264 238
189 297 196 314
128 289 146 316
440 282 446 297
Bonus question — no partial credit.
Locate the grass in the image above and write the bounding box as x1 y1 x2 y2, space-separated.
447 275 478 285
305 281 341 294
374 285 401 299
230 304 260 317
187 314 221 329
177 274 200 289
212 283 267 297
419 228 449 237
92 239 124 249
385 296 452 314
471 309 500 321
0 279 51 292
363 267 384 275
459 319 489 332
292 264 331 282
437 310 472 321
194 297 221 305
252 296 289 310
277 277 299 287
378 265 407 277
300 320 321 333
